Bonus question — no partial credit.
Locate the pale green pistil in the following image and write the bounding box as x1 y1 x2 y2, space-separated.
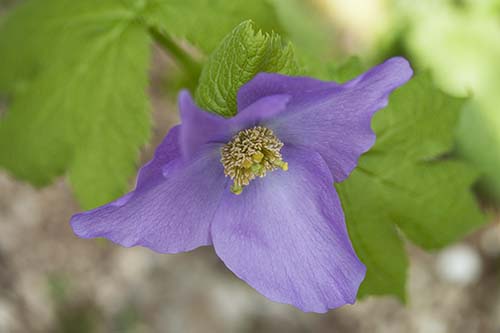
221 126 288 195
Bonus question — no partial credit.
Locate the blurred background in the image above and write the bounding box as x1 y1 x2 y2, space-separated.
1 0 500 332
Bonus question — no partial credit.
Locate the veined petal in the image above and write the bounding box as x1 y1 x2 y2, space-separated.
240 57 413 182
71 143 226 253
211 146 366 313
231 93 291 129
135 125 181 191
237 73 337 111
179 91 228 158
179 91 290 159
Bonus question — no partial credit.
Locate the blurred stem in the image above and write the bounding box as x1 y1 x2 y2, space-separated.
148 25 202 80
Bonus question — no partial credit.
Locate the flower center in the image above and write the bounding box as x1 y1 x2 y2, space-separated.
221 126 288 195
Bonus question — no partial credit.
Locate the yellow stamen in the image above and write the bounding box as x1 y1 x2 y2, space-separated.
230 184 243 195
221 126 287 194
252 152 264 162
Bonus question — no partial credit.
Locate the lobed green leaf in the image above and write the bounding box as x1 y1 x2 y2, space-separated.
0 0 151 209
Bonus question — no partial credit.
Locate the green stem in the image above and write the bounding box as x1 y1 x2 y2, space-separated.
148 25 201 78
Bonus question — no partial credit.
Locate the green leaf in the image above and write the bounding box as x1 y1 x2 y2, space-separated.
327 57 365 83
457 100 500 201
195 21 301 117
0 0 151 209
338 169 408 300
144 0 284 53
336 70 485 300
269 0 337 77
383 0 500 202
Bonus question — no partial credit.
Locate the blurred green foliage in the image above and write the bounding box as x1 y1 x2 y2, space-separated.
144 0 285 53
0 0 152 209
269 0 337 76
379 0 500 202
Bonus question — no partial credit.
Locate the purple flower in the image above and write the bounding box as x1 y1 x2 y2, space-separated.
71 57 412 312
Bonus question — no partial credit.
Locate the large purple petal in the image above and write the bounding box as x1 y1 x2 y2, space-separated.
178 91 228 158
71 144 226 253
179 91 290 158
230 93 291 128
211 146 366 313
239 57 413 182
237 73 337 111
135 125 181 191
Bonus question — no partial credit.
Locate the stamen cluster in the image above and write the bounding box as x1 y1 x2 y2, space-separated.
221 126 288 194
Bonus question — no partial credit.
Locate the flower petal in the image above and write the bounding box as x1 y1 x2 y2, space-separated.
179 90 290 158
135 125 181 191
239 57 413 182
237 73 337 111
230 93 291 128
71 144 226 253
211 146 366 312
178 90 228 158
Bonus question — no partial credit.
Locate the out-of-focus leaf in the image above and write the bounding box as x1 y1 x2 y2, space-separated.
388 0 500 201
327 57 365 82
269 0 336 77
0 0 151 209
144 0 284 54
